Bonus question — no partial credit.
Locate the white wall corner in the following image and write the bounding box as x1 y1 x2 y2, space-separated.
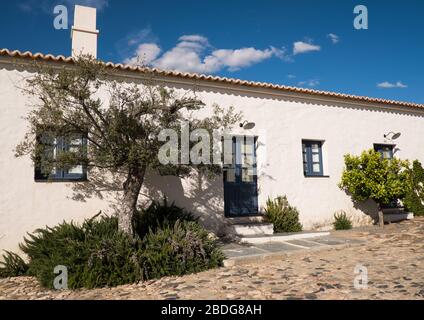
71 5 99 59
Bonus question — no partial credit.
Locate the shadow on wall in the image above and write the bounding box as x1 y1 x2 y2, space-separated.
68 167 235 237
69 168 236 237
352 199 379 223
141 170 235 237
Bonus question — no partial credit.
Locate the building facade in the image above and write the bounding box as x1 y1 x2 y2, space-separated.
1 6 424 252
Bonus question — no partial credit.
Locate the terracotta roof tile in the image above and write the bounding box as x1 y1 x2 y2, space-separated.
1 48 423 110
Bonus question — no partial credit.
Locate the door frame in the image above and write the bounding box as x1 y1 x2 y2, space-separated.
223 135 260 217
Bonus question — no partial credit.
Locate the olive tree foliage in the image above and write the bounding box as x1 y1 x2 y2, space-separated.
15 55 242 236
338 149 409 226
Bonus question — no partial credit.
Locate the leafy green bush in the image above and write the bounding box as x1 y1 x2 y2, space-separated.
0 251 28 278
20 215 142 289
404 160 424 216
264 196 303 233
135 198 196 238
12 203 222 289
339 150 409 206
339 150 410 225
140 220 224 280
333 211 353 230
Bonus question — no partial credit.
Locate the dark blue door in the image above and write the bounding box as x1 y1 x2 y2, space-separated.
223 136 259 217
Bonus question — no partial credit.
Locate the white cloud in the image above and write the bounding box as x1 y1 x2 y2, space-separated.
152 35 212 73
298 79 320 87
328 33 340 44
125 34 287 74
287 74 296 79
293 41 321 55
178 35 209 45
117 27 158 60
126 28 156 46
377 81 408 89
205 47 283 72
124 43 161 65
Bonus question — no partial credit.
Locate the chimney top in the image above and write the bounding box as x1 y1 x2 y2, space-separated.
71 5 99 58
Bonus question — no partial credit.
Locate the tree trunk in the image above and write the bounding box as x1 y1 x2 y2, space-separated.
378 204 384 228
120 167 146 236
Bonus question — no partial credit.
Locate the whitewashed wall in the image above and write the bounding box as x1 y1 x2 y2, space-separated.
2 59 424 252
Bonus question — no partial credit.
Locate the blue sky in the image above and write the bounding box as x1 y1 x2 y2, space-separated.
1 0 423 103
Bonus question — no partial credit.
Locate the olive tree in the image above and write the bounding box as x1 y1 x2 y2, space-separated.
339 149 409 227
15 56 241 236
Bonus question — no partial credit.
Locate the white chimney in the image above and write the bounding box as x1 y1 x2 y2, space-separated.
71 5 99 58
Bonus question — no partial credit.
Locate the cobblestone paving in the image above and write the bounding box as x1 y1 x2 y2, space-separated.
1 218 423 300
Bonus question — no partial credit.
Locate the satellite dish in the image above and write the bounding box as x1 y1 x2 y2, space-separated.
392 132 401 140
240 121 256 130
384 132 401 140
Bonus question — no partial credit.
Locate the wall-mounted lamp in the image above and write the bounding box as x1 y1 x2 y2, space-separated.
239 120 256 130
384 132 401 140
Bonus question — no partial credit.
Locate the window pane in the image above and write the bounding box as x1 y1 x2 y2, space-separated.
242 168 254 182
244 143 253 155
226 169 235 182
40 134 55 145
244 153 256 167
312 163 321 173
69 146 81 153
312 153 320 162
70 137 83 145
68 165 84 175
223 139 234 165
383 150 392 159
311 144 320 152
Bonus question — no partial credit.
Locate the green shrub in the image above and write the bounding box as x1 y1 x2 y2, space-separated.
333 211 353 230
20 215 143 289
264 196 303 233
140 220 224 280
0 251 28 278
339 150 409 206
404 160 424 216
135 198 196 238
14 204 222 289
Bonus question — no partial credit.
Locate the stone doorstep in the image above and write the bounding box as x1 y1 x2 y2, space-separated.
226 216 267 224
240 231 331 245
233 223 274 237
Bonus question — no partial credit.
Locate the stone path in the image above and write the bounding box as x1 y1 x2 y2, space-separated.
1 218 423 300
222 236 364 266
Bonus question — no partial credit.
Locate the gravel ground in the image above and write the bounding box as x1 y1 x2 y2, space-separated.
1 218 423 300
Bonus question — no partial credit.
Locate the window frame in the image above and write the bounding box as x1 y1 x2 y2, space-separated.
302 140 324 177
34 133 88 182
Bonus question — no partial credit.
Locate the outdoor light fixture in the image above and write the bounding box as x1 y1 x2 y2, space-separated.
239 121 256 130
384 132 401 140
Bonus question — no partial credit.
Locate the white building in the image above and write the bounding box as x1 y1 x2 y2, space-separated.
1 6 424 252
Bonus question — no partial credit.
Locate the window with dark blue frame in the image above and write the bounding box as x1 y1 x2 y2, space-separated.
374 144 394 160
302 140 324 176
35 133 88 182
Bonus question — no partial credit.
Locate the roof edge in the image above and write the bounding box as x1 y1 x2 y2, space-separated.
1 48 423 110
